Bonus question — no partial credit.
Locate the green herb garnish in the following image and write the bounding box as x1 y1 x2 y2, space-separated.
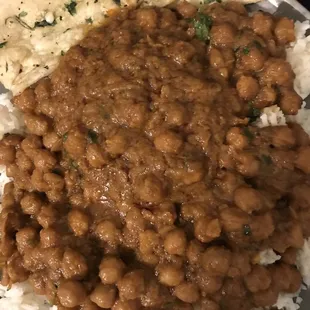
248 101 260 123
87 129 98 144
65 0 77 16
52 168 62 176
113 0 121 5
34 19 57 28
0 42 7 48
243 47 250 55
243 127 254 142
243 224 252 236
261 154 272 165
85 17 93 24
71 160 79 169
191 13 212 41
63 132 68 141
19 11 28 18
61 50 65 56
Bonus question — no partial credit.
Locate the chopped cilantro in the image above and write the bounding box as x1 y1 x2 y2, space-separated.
61 50 65 56
243 127 254 142
63 132 68 141
52 168 62 176
85 17 93 24
71 160 79 169
87 129 98 144
0 42 7 48
243 224 252 236
65 0 77 16
243 47 250 55
34 19 57 28
191 13 212 41
113 0 121 5
19 11 28 18
261 154 272 165
248 101 260 123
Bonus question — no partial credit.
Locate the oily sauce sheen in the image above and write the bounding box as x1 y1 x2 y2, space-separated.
1 2 310 310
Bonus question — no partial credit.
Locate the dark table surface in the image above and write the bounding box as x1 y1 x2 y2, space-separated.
299 0 310 9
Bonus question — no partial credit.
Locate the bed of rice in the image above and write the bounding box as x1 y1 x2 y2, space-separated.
0 19 309 310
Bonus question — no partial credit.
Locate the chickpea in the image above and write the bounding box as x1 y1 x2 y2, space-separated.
117 270 145 300
201 247 232 277
37 205 58 228
208 48 225 69
254 86 277 109
24 113 49 136
244 265 271 293
200 298 220 310
95 220 121 244
99 257 125 285
186 240 204 266
252 12 273 38
139 230 160 254
226 127 249 150
174 282 200 304
44 247 64 270
64 130 86 158
220 207 251 233
43 132 62 152
80 298 101 310
33 150 57 172
176 1 197 18
57 280 86 308
252 288 279 308
196 270 223 294
61 248 88 280
234 186 263 214
157 263 184 287
194 217 221 243
86 144 107 168
236 75 259 100
112 300 139 310
68 209 90 237
21 135 42 158
90 284 117 309
210 23 237 48
295 146 310 174
181 203 206 222
279 88 302 115
106 134 128 156
164 229 187 256
20 192 42 215
13 88 36 112
136 8 158 29
238 47 265 72
235 151 260 177
134 174 165 203
39 227 60 248
275 17 295 45
165 103 187 127
16 227 38 254
0 144 15 165
154 131 183 153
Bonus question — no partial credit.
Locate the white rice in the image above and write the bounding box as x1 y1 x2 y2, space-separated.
0 18 309 310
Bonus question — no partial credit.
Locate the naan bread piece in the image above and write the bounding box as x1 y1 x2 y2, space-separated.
0 0 261 95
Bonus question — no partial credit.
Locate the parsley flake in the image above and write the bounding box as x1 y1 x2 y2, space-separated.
261 154 272 165
243 224 252 236
243 47 250 55
61 50 65 56
191 13 212 41
19 11 28 18
85 17 93 24
65 0 77 16
248 101 260 123
0 42 7 48
34 19 57 28
243 127 254 142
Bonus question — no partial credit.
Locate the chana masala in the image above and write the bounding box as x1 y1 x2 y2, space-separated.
0 2 310 310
